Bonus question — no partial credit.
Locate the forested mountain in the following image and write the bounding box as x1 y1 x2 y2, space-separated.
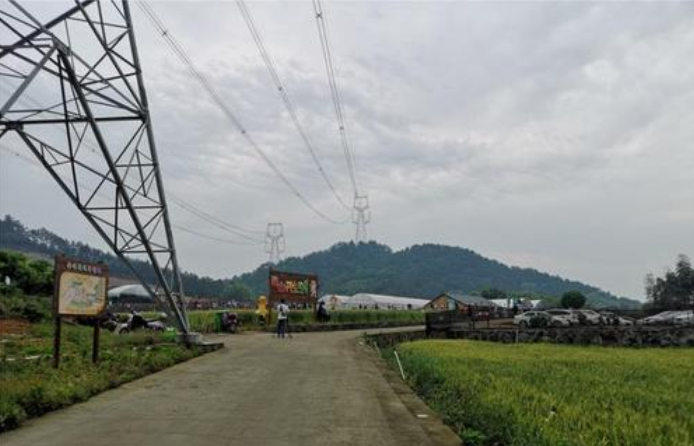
235 242 640 308
0 215 640 308
0 215 233 297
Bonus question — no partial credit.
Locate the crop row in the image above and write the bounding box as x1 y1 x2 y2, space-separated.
394 340 694 446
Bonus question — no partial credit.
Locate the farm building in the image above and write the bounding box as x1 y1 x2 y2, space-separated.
318 293 428 310
319 294 352 310
424 291 497 312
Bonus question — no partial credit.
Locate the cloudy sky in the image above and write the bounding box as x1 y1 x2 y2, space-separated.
1 1 693 299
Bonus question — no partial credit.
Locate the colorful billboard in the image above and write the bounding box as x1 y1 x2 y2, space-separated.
268 270 318 305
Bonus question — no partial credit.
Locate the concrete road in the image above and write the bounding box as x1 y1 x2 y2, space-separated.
1 329 460 446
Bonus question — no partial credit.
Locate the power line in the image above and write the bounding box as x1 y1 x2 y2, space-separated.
172 224 262 246
312 0 371 241
5 89 268 240
236 0 351 212
136 0 349 225
0 143 263 247
167 195 265 243
311 0 359 196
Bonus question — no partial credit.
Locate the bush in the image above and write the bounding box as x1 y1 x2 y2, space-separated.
0 293 51 322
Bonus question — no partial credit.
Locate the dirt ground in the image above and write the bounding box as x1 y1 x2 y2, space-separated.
0 319 30 336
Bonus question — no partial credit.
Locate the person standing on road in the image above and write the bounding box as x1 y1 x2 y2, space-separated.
276 299 290 339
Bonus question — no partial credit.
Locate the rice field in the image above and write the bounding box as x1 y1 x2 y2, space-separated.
394 340 694 446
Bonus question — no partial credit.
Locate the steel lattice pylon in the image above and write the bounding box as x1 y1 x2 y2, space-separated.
264 222 285 264
352 194 370 244
0 0 189 333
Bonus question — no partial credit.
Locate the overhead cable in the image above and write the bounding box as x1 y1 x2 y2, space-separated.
311 0 359 196
0 143 263 246
136 0 349 225
236 0 351 211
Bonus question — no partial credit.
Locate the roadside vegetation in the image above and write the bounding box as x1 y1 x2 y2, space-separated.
393 340 694 446
0 322 202 433
187 308 425 332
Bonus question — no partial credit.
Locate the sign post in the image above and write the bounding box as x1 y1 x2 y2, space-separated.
53 255 109 368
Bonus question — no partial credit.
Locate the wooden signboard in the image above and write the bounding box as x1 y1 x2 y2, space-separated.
53 255 109 368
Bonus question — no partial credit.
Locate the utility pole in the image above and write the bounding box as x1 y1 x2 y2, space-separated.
352 194 370 244
264 223 286 264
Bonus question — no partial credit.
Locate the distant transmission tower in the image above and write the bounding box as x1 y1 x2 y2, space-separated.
264 223 286 263
352 195 370 244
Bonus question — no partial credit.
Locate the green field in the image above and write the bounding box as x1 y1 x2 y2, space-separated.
394 340 694 446
0 323 202 433
187 309 424 332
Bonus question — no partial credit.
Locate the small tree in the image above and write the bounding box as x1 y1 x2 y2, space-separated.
480 288 507 300
224 281 252 301
561 290 586 309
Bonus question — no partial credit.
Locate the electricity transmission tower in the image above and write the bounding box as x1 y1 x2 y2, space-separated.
264 223 285 264
0 0 190 333
352 195 370 244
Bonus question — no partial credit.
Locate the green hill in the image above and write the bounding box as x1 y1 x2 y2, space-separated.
236 242 640 309
0 215 640 308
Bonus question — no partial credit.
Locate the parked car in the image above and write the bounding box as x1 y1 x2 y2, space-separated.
638 311 691 326
546 309 580 326
575 309 602 325
599 311 635 326
673 311 694 326
513 311 570 328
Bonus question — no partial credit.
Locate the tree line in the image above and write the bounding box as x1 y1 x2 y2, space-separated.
645 255 694 310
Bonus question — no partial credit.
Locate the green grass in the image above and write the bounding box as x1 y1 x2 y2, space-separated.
394 340 694 446
185 309 424 333
0 323 202 433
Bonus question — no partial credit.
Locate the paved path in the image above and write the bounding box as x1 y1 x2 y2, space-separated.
2 329 460 446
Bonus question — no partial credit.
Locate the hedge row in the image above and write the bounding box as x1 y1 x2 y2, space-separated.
0 323 202 433
186 309 425 333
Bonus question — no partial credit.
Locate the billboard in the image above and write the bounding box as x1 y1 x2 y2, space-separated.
268 270 318 305
54 256 109 316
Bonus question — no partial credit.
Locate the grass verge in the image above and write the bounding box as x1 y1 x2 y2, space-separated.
0 322 202 433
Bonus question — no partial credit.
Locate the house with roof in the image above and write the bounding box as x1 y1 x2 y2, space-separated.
424 291 497 312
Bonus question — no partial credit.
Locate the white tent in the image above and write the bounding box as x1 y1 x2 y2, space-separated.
319 293 428 310
108 284 150 298
348 293 428 310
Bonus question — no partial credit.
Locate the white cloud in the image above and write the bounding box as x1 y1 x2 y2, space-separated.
2 1 693 298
